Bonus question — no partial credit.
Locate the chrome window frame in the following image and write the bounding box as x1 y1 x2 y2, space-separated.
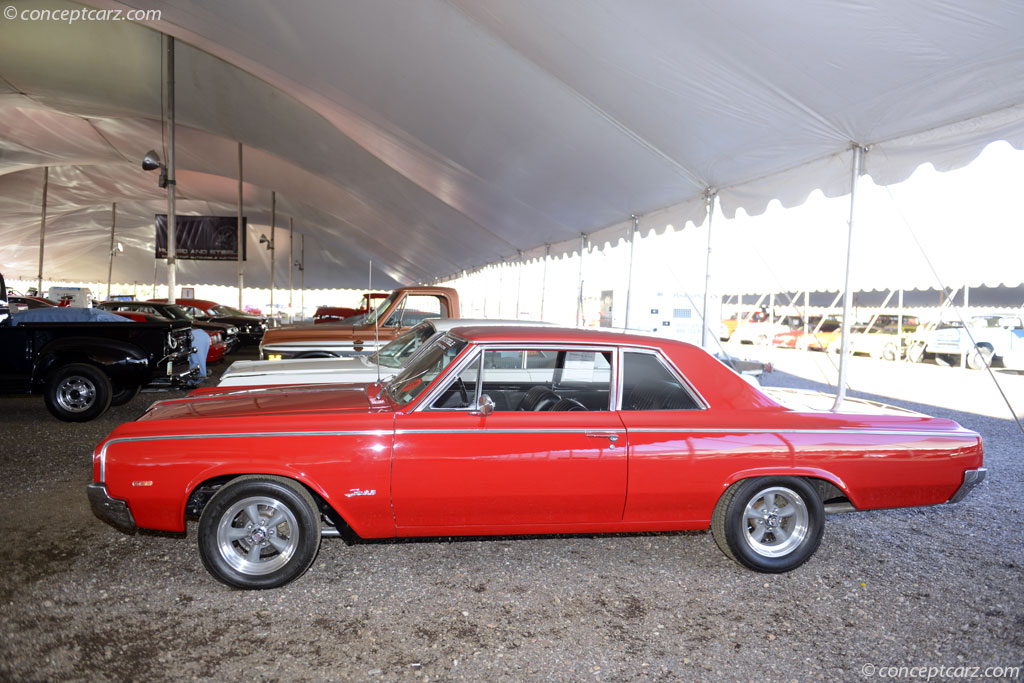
411 341 619 413
616 345 709 411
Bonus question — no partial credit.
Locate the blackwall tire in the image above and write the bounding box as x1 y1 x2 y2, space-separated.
109 383 142 406
198 475 321 589
711 477 823 573
43 363 112 422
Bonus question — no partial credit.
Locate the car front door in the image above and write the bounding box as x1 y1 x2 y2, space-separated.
391 345 627 531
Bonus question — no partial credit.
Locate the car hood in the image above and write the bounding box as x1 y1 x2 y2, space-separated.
139 383 390 421
223 356 370 377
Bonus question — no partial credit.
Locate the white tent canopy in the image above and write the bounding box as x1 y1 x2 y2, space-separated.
2 0 1024 290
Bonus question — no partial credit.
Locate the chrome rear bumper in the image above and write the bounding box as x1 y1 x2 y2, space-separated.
86 483 136 531
948 468 987 504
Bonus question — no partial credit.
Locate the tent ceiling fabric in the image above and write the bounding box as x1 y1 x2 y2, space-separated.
1 0 1023 289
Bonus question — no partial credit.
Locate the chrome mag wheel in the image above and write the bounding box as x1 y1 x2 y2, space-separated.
742 486 809 558
216 495 300 576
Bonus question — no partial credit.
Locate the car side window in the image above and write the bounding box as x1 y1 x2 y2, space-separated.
429 353 481 410
400 295 443 327
621 352 700 411
480 348 611 412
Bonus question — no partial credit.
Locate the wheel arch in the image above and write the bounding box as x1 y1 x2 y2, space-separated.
183 470 358 542
718 468 856 510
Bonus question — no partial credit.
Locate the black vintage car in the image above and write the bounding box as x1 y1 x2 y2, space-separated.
148 299 268 345
96 301 240 354
0 273 195 421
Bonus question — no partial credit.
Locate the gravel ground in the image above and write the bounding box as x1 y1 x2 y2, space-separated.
1 347 1021 682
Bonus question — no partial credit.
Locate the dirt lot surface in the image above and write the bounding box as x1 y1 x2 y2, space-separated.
1 346 1021 681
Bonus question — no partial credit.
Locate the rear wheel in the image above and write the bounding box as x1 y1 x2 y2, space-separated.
967 345 994 370
880 344 898 362
711 477 823 573
43 363 112 422
198 476 322 589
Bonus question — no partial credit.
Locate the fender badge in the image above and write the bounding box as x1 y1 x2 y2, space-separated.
344 488 376 498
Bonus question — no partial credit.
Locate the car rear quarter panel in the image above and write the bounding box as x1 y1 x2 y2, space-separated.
621 407 981 525
97 412 396 536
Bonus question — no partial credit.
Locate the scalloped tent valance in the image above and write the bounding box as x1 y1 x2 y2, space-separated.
1 0 1023 289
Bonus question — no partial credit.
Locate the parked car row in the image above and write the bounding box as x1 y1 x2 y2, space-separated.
2 273 984 589
722 309 1024 370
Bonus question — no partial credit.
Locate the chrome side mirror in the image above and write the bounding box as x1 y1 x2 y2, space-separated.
473 393 495 417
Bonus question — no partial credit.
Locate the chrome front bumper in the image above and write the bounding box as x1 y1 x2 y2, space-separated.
86 483 136 531
948 468 987 504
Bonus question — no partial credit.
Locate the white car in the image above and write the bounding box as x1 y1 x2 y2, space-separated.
217 318 550 387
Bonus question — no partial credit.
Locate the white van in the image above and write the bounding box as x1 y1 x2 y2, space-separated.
45 286 94 308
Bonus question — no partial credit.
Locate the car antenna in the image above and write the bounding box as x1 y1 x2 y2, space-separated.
370 259 380 384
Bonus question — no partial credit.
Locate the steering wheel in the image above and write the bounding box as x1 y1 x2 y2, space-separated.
456 378 469 406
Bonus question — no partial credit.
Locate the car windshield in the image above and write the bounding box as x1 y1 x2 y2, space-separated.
210 304 248 317
161 305 193 321
362 292 400 327
370 323 437 369
386 334 468 406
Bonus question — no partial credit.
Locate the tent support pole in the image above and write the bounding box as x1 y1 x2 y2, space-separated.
237 142 244 309
299 234 305 321
576 234 586 326
625 215 638 329
269 191 276 317
516 251 523 319
166 36 177 304
701 191 717 348
897 288 904 357
832 144 866 412
803 291 809 338
540 244 550 321
106 203 117 300
289 218 294 324
36 166 48 296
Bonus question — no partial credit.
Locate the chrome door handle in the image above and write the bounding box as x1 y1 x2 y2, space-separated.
585 432 620 445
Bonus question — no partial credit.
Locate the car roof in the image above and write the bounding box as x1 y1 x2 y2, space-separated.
426 318 553 332
448 324 689 349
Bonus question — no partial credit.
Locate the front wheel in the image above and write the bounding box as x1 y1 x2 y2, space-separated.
43 363 112 422
198 476 322 589
906 342 926 363
109 383 141 406
711 477 824 573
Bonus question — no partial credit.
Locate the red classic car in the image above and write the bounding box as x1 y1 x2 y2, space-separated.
313 292 389 324
88 326 985 589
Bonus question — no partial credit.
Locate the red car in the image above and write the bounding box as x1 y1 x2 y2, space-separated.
88 326 985 589
313 292 389 324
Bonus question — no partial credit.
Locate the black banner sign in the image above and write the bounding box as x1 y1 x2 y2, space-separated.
155 215 247 261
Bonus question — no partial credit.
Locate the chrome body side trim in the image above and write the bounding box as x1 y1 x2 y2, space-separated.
97 430 390 481
947 467 987 504
394 428 627 435
625 427 974 437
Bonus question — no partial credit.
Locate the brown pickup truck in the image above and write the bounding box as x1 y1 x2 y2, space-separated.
260 286 460 359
